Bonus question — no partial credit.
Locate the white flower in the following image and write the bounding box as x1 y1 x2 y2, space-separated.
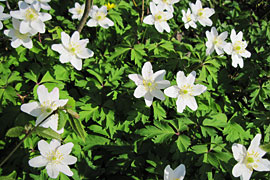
224 29 251 68
29 139 77 179
0 5 10 30
41 114 64 134
4 18 37 49
10 1 52 34
153 0 179 12
143 2 173 33
86 5 114 29
181 8 197 29
189 0 214 27
25 0 51 10
164 164 186 180
164 71 207 113
232 134 270 180
20 85 68 126
69 2 85 20
205 27 228 55
51 31 94 71
128 61 170 107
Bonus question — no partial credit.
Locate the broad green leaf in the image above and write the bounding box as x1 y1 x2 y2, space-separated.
67 116 86 141
40 71 55 83
6 126 25 137
35 127 62 140
58 110 68 130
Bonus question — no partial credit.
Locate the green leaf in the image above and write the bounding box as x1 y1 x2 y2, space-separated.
35 127 62 140
40 71 55 83
24 71 38 83
260 143 270 152
58 110 68 130
153 102 166 121
192 144 208 154
67 116 86 141
6 126 25 137
203 113 227 128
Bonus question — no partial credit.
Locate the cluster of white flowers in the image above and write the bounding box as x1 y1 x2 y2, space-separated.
182 0 214 29
2 0 52 49
143 0 179 33
205 27 251 68
129 61 207 113
69 3 114 29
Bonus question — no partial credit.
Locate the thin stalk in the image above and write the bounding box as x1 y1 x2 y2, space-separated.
140 0 145 23
0 112 56 167
77 0 93 33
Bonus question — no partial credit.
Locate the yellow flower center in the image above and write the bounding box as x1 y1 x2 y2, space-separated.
213 37 221 46
244 151 261 171
40 100 55 113
233 41 245 54
25 8 38 21
46 150 64 164
154 12 164 22
143 79 157 92
197 8 204 17
179 85 193 95
14 30 28 40
77 8 84 15
95 12 106 21
68 43 81 55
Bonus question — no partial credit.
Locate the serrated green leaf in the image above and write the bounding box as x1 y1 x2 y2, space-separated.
40 71 55 83
35 127 62 140
58 110 68 130
67 116 86 141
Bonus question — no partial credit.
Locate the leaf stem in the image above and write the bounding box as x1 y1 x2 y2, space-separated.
0 112 56 167
77 0 94 33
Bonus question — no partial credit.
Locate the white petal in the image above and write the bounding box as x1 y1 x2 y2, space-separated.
219 31 228 41
57 164 73 177
58 142 74 156
150 2 157 14
37 85 49 104
20 20 31 34
39 12 52 22
164 86 179 98
153 70 166 82
77 48 94 59
31 19 45 33
248 134 266 157
223 43 233 55
59 52 72 63
232 163 249 178
198 18 212 27
38 139 50 156
143 15 154 25
156 80 170 89
22 38 33 49
51 44 66 54
151 89 165 101
173 164 186 180
164 165 173 180
232 53 243 68
186 71 196 85
154 22 164 33
99 18 114 28
176 71 187 87
11 39 22 48
144 92 154 107
61 32 70 48
46 164 59 179
232 143 247 162
21 102 41 117
128 74 143 86
240 50 251 58
86 19 98 27
206 46 214 55
99 6 108 14
10 11 24 20
40 3 51 10
62 155 77 165
35 112 51 126
134 85 146 98
214 46 223 55
160 21 170 33
49 139 61 151
184 95 198 111
49 87 59 102
53 99 69 109
230 29 237 42
176 96 186 113
71 31 80 44
70 56 82 70
142 62 153 80
28 156 47 167
253 159 270 171
192 84 207 96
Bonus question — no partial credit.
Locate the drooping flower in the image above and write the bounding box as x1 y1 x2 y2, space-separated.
68 2 85 20
205 27 228 55
153 0 179 12
4 18 37 49
0 5 10 30
86 5 114 29
29 139 77 179
24 0 51 10
224 29 251 68
51 31 94 71
232 134 270 180
143 2 173 33
164 71 207 113
181 8 197 29
189 0 214 27
105 2 115 11
164 164 186 180
128 61 170 107
20 85 68 127
10 1 52 34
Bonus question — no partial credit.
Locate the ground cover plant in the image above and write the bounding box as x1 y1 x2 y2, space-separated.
1 0 270 179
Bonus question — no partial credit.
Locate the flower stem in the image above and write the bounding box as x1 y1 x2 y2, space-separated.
140 0 145 23
77 0 94 33
0 112 56 167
